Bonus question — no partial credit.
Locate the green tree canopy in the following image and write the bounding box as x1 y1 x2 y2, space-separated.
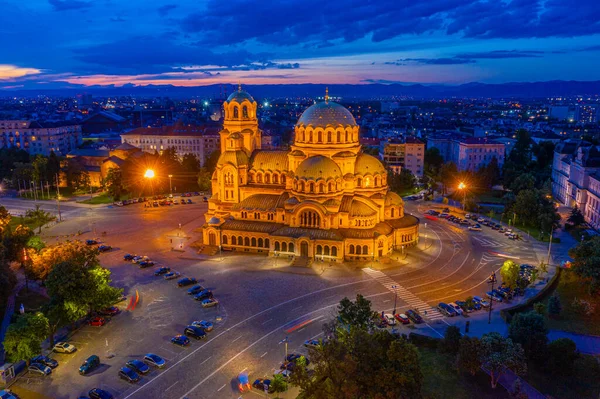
456 336 482 376
479 332 526 389
509 173 535 195
568 236 600 294
546 338 578 375
567 206 585 227
508 311 548 361
500 260 521 289
26 204 56 234
3 312 49 363
335 294 379 332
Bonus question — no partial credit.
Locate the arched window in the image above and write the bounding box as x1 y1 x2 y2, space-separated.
299 210 320 228
375 176 380 186
317 245 322 255
349 244 355 254
318 131 322 143
282 175 286 184
302 131 306 142
242 106 248 118
357 178 362 187
309 183 314 193
238 236 243 245
318 183 324 193
337 131 341 143
258 238 263 248
273 174 279 184
391 208 395 218
265 174 271 184
299 181 305 192
309 131 313 142
244 237 250 246
251 237 257 247
257 174 263 183
363 245 368 254
327 132 332 143
324 246 330 256
345 131 349 142
328 182 334 192
282 242 288 252
332 246 338 257
289 243 294 253
233 106 239 119
265 239 270 248
275 242 280 251
232 236 237 245
223 236 228 245
356 245 362 255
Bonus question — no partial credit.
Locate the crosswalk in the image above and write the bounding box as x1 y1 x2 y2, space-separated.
472 236 508 248
362 268 445 321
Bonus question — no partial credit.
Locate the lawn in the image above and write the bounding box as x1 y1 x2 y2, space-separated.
542 269 600 336
13 288 50 313
8 215 47 232
18 186 75 201
79 192 115 204
419 348 507 399
526 356 600 399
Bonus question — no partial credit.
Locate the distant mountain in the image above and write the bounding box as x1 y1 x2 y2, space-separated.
2 80 600 99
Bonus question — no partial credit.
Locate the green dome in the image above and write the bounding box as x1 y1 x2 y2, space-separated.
297 101 357 127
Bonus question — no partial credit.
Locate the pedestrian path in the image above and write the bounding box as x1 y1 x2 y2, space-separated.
362 268 445 321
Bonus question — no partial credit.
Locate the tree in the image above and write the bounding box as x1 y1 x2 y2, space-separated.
3 312 49 363
103 168 124 200
65 158 90 191
548 294 562 317
197 167 212 192
182 153 200 174
567 206 585 227
456 336 482 376
47 151 61 183
508 311 548 361
568 236 600 294
425 147 444 176
204 150 221 173
29 240 98 283
43 299 69 348
439 325 461 355
479 332 526 389
270 373 287 397
439 162 458 195
509 173 535 195
500 260 521 289
546 338 578 375
514 189 539 226
26 204 56 234
31 155 48 186
533 302 546 315
335 294 379 332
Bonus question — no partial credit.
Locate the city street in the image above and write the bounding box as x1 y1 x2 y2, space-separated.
2 197 545 399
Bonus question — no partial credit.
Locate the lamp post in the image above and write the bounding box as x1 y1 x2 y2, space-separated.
487 271 497 324
168 174 173 196
458 182 466 210
144 169 155 196
391 285 399 314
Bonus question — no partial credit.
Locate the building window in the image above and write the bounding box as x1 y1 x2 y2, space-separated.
300 210 320 228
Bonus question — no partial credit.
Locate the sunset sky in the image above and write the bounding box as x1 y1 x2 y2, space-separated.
1 0 600 90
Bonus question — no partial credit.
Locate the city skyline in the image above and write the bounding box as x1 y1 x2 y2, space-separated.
1 0 600 90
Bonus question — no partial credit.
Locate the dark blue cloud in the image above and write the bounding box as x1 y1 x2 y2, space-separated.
453 50 545 59
397 58 476 65
48 0 91 11
157 4 177 16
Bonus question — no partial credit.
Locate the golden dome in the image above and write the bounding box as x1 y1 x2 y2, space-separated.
227 89 255 103
218 150 248 166
296 155 342 180
350 200 377 217
355 153 386 175
297 101 357 127
385 191 404 206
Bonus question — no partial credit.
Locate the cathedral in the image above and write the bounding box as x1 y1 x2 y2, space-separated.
202 87 419 262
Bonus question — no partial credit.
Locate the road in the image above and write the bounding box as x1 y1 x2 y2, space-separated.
3 197 544 399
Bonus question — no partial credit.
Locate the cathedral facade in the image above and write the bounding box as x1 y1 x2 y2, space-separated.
202 88 419 261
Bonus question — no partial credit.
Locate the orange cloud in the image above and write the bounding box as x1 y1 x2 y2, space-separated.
0 65 42 80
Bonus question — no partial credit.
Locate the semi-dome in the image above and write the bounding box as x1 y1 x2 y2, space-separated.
385 191 404 207
355 153 386 175
296 155 342 180
297 101 357 127
227 89 255 103
208 216 221 225
218 150 249 166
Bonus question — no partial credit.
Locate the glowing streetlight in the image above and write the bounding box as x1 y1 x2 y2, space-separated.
144 169 155 179
458 182 467 210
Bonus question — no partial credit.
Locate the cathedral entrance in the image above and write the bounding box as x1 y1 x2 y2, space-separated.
301 242 309 257
209 232 216 246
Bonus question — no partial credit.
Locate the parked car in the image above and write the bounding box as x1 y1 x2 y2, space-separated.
88 388 113 399
171 335 190 346
383 313 396 325
194 289 213 301
53 342 77 353
28 363 52 376
439 213 450 218
164 271 180 280
437 302 456 317
131 256 148 264
486 291 503 302
187 284 205 295
154 267 170 276
178 277 197 287
123 254 135 261
138 260 155 268
144 353 166 368
125 359 150 375
187 199 193 204
455 300 472 313
98 306 120 316
468 224 482 231
304 339 321 349
191 320 213 332
448 302 464 316
86 239 98 245
477 217 485 223
31 355 58 369
88 316 106 327
79 355 100 375
405 309 424 324
395 313 410 324
473 296 490 308
201 298 219 308
98 245 112 252
118 367 140 383
0 389 19 399
184 325 207 340
252 378 272 392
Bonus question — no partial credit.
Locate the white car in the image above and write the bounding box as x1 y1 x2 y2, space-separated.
468 225 482 231
383 313 396 326
477 217 485 223
53 342 77 353
448 302 463 316
465 213 471 219
201 298 219 308
28 363 52 376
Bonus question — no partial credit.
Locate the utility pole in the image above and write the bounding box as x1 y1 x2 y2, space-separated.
392 285 398 314
546 228 553 266
488 271 497 324
55 174 62 222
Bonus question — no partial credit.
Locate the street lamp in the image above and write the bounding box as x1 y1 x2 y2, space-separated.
391 285 399 314
458 181 466 210
144 169 155 196
168 174 173 196
487 271 497 324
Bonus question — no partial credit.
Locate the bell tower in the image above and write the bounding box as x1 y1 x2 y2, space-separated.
220 84 261 155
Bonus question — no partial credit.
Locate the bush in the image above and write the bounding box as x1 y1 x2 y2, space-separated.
533 302 546 315
548 294 562 317
409 332 440 349
546 338 578 375
571 297 595 316
438 326 461 355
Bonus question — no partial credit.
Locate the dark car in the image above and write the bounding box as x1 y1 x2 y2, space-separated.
123 254 135 261
138 260 155 268
171 335 190 346
88 388 113 399
177 277 197 287
86 239 98 245
253 378 272 392
180 199 186 204
98 306 120 316
194 289 213 301
184 325 207 340
286 353 310 365
79 355 100 375
187 284 205 295
125 359 150 375
455 300 473 313
154 267 170 276
98 245 112 252
187 199 193 204
32 355 59 368
118 367 140 383
405 309 424 324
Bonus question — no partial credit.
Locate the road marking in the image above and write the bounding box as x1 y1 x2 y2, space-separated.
383 299 391 303
291 306 302 312
240 367 247 373
165 382 178 392
261 319 272 325
260 352 268 358
199 356 212 366
232 335 243 343
425 323 444 338
217 384 226 391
